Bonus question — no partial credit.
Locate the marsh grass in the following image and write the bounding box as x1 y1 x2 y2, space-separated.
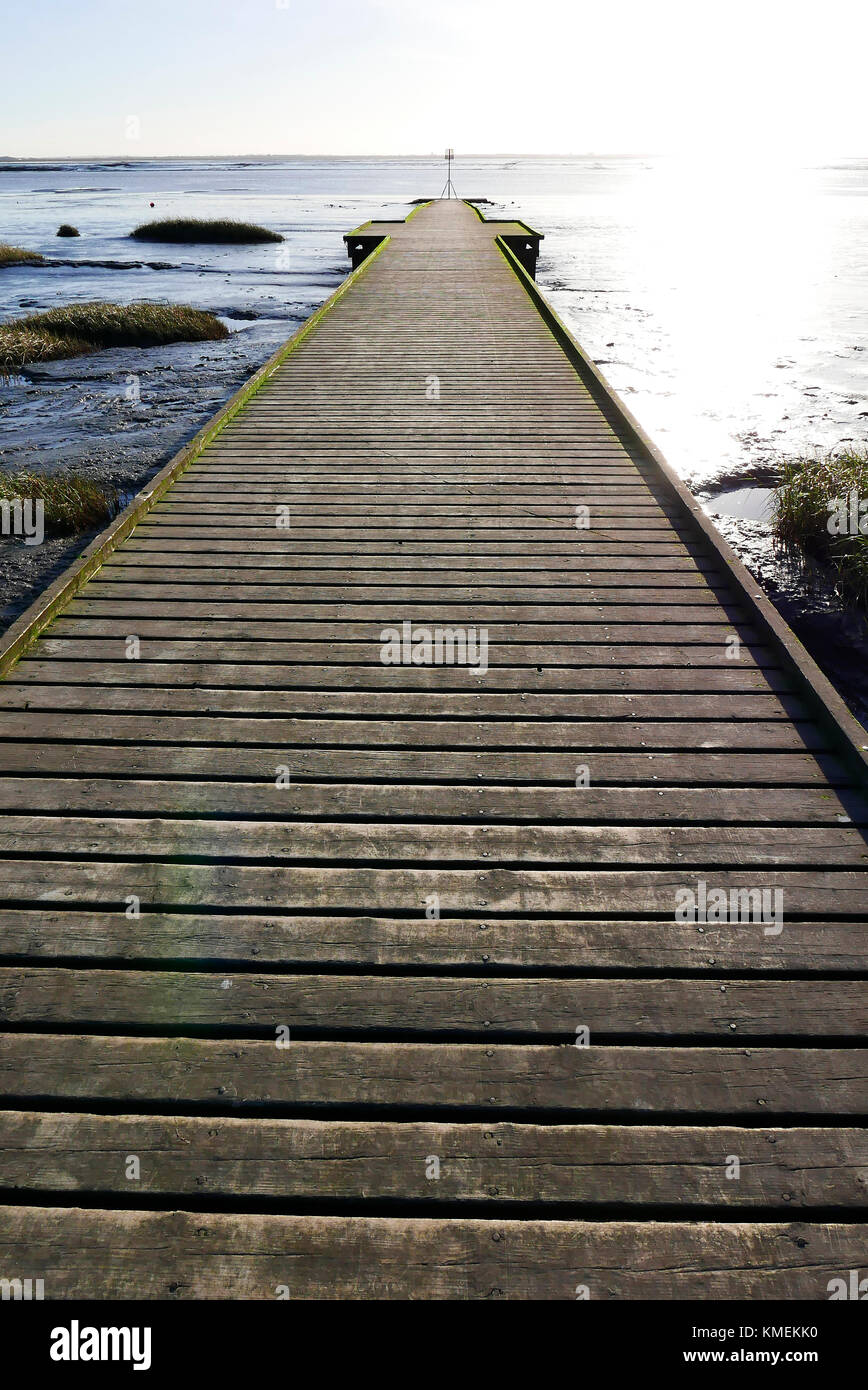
0 470 119 536
0 300 229 367
774 449 868 606
0 243 45 266
131 217 283 243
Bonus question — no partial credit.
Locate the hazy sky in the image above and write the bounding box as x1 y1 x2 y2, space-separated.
3 0 867 159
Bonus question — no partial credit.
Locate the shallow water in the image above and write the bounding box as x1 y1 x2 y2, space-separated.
704 487 776 522
1 155 867 715
520 158 868 494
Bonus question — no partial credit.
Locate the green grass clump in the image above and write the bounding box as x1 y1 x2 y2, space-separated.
131 217 283 244
0 243 45 266
774 449 868 606
0 326 92 368
0 300 229 367
56 224 80 237
0 471 119 536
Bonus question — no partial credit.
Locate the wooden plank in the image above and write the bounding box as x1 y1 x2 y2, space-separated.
140 517 684 534
4 660 798 691
0 1207 862 1298
0 1037 864 1113
120 539 706 556
169 495 673 508
0 908 861 971
0 818 864 867
0 968 862 1036
171 502 673 515
192 459 651 471
2 861 865 913
0 685 808 722
65 601 744 625
45 621 764 646
1 1113 864 1207
0 779 858 823
27 640 781 668
0 746 843 784
81 581 734 603
99 553 723 572
94 568 727 589
0 714 825 752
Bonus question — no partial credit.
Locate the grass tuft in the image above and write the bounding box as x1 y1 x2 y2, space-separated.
0 243 45 266
56 224 80 237
773 449 868 606
0 470 119 536
131 217 284 244
0 300 229 368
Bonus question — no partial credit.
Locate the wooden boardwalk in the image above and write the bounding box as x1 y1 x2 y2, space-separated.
0 198 865 1299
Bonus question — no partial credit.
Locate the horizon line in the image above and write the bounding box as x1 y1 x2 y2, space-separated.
3 151 868 163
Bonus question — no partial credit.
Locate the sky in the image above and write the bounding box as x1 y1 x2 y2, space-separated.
2 0 867 159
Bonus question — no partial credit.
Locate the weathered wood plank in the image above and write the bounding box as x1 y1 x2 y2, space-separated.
141 516 684 534
0 1207 862 1298
0 1037 864 1113
1 1113 863 1207
156 495 673 508
122 536 704 554
80 582 735 604
0 714 825 752
10 660 792 692
0 746 843 785
29 639 777 668
0 969 862 1036
0 685 808 722
0 908 861 971
0 818 863 866
40 620 767 646
66 600 744 625
0 780 859 823
3 860 866 914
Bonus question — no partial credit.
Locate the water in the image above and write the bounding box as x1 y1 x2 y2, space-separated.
704 487 776 522
522 157 868 493
2 155 868 714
